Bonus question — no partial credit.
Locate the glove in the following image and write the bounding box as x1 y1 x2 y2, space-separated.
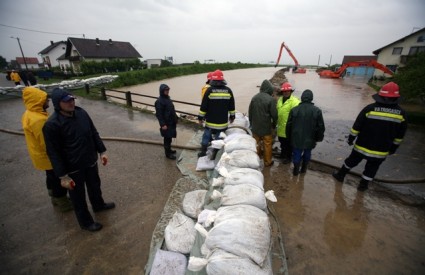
347 135 355 146
60 175 75 190
100 153 108 166
389 144 398 155
229 115 235 124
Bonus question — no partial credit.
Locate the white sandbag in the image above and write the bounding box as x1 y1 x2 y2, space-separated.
218 184 267 211
150 249 187 275
225 127 249 136
231 112 250 128
206 249 273 275
213 204 268 225
224 135 257 153
203 205 271 266
216 150 261 171
164 212 197 254
182 190 208 219
219 167 264 190
197 209 217 228
196 155 215 171
211 139 225 149
223 132 249 144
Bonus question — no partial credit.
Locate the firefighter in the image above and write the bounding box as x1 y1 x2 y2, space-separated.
332 82 408 191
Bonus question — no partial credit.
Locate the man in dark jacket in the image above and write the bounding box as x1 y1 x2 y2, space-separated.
287 89 325 175
332 82 407 191
248 79 278 167
43 88 115 232
155 84 178 160
198 69 236 159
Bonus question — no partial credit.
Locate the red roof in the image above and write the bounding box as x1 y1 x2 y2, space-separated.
16 57 40 64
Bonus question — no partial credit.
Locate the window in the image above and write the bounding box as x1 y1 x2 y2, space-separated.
386 65 398 73
392 47 403 55
417 36 424 42
408 46 425 55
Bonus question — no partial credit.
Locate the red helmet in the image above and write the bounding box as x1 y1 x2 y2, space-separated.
281 82 293 92
211 69 224 81
207 72 213 80
379 82 400 98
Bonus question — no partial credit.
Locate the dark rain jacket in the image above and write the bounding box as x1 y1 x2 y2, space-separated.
349 95 407 158
286 89 325 149
248 79 278 136
198 80 236 130
42 88 106 177
155 84 178 138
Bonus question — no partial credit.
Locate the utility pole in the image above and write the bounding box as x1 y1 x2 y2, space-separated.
317 55 320 66
329 55 332 67
11 36 28 70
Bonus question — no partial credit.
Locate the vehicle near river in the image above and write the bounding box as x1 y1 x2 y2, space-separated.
318 59 394 78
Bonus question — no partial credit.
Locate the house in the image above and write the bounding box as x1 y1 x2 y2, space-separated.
144 58 162 69
65 37 142 73
15 57 40 70
341 55 377 77
38 41 67 68
372 27 425 77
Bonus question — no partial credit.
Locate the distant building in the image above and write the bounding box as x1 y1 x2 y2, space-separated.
341 55 377 77
144 58 162 69
15 57 40 70
65 37 142 73
38 41 67 68
372 27 425 77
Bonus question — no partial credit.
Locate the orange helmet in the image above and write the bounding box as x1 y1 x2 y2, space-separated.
211 69 224 81
281 82 293 92
379 82 400 98
207 72 213 80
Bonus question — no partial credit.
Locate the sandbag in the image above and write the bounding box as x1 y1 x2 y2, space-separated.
219 184 267 211
215 150 261 171
164 212 196 254
150 249 187 275
224 135 257 153
182 190 208 219
219 167 264 190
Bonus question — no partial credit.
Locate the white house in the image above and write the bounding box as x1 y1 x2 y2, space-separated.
372 27 425 77
15 57 40 70
38 41 67 68
144 59 162 69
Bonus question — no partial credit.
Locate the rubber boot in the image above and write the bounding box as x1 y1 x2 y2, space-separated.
300 161 309 173
198 145 207 158
51 196 74 212
293 163 300 176
210 149 219 160
332 165 350 182
165 148 176 160
357 179 369 191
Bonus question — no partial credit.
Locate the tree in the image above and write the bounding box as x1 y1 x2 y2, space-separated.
0 55 8 69
393 52 425 103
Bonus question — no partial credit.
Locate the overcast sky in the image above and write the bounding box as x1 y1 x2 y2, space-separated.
1 0 424 66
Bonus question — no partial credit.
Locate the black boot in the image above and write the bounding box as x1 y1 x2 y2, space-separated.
300 161 308 173
164 147 176 160
332 165 350 182
357 179 369 191
170 149 176 154
198 145 207 158
293 163 300 176
210 149 219 160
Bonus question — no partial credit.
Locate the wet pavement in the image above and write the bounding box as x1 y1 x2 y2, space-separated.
1 68 425 274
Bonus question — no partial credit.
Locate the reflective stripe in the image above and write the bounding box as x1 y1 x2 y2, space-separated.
350 128 359 135
354 144 388 158
393 138 402 145
198 111 206 116
362 175 373 181
205 122 228 129
229 110 236 115
208 93 232 99
366 111 405 123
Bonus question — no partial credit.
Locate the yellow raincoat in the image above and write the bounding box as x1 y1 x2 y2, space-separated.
21 87 52 170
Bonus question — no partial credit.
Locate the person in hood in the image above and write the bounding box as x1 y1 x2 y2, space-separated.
286 89 325 175
332 82 407 191
248 79 278 167
21 87 73 212
155 84 178 160
43 88 115 232
10 70 21 86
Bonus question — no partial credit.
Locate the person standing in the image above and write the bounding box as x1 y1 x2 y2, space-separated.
248 79 278 167
276 82 300 163
286 89 325 175
198 69 236 158
21 86 73 212
43 88 115 232
201 72 212 99
332 82 407 191
155 84 178 160
10 70 21 86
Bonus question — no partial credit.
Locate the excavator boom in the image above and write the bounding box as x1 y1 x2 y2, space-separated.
318 60 394 78
275 42 306 73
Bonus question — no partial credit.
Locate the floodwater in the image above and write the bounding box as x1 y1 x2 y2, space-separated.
120 68 425 274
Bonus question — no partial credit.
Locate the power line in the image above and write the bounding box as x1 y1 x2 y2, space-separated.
0 23 84 36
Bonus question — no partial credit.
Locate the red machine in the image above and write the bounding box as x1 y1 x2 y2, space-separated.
318 60 394 78
275 42 306 73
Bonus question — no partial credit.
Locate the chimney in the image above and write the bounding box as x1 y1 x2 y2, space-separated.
109 39 113 45
96 38 100 46
50 41 54 45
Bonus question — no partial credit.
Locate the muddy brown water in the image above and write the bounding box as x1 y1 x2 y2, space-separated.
1 68 424 274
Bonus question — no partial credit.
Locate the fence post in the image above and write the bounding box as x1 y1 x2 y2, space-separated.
85 83 90 94
125 91 132 107
100 87 107 100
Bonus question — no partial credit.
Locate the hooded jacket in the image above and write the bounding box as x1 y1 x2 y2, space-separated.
276 92 300 138
286 89 325 149
43 88 106 177
155 84 177 138
248 79 278 136
21 87 52 170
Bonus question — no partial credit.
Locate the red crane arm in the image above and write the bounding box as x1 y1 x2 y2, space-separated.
275 42 300 67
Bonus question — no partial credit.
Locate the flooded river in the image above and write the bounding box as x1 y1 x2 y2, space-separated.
120 68 425 274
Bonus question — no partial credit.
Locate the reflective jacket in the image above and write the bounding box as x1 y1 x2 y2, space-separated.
10 71 21 82
350 101 407 158
276 94 300 137
21 87 52 170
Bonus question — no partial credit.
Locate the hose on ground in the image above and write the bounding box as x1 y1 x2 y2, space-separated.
1 127 424 184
